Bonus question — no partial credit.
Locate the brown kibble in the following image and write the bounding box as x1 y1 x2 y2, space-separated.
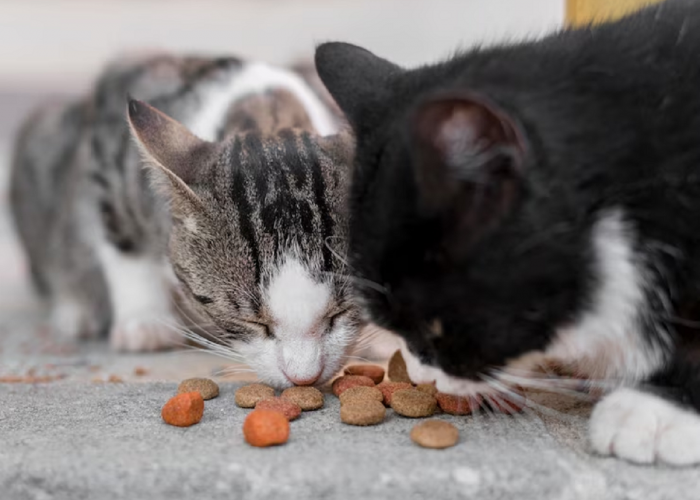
178 378 219 400
339 386 384 406
436 393 481 415
256 397 302 421
410 420 459 449
281 386 324 411
243 409 290 447
331 375 375 397
416 383 438 397
340 399 386 426
344 364 385 384
134 367 148 376
161 392 204 427
235 383 276 408
376 381 413 406
107 375 123 383
388 350 411 383
391 388 437 418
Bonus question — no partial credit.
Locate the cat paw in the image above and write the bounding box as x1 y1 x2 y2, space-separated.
589 388 700 466
109 317 182 352
50 300 103 341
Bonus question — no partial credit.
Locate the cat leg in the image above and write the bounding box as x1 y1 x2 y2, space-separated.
97 243 181 352
589 387 700 466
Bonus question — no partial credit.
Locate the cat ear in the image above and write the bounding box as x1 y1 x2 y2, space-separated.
410 94 526 250
315 42 401 127
127 98 218 218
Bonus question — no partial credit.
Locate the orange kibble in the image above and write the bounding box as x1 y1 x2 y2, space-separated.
436 393 481 416
243 409 290 447
344 364 385 384
161 392 204 427
331 375 375 396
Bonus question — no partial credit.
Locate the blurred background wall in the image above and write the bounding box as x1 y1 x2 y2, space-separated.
0 0 564 92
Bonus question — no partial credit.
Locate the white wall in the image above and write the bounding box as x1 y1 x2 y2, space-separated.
0 0 564 90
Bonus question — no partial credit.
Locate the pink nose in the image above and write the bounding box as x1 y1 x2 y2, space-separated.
284 370 322 386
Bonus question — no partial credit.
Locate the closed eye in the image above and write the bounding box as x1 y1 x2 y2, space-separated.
194 294 214 305
328 309 349 330
231 319 273 338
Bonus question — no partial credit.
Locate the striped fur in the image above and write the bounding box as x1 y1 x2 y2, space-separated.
10 52 359 387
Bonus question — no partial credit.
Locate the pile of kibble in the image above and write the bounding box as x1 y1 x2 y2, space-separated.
161 350 525 449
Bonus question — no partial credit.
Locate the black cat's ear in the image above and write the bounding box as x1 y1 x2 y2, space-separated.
410 94 526 249
315 42 400 127
127 98 218 218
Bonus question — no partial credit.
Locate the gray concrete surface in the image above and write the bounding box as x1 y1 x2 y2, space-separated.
1 383 699 500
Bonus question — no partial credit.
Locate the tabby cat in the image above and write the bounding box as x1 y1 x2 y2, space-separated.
315 0 700 465
11 52 360 387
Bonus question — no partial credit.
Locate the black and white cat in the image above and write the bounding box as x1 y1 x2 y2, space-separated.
11 52 361 387
315 0 700 465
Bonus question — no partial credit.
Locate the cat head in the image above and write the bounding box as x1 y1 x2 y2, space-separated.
314 42 655 394
127 98 359 388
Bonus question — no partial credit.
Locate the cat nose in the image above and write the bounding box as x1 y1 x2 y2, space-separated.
283 369 323 386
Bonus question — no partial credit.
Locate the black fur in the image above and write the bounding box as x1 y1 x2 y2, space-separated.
316 0 700 405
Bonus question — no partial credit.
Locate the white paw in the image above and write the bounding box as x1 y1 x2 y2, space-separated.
109 317 182 352
50 300 102 341
590 388 700 466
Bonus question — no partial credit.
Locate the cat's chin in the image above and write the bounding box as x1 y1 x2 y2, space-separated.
398 340 494 397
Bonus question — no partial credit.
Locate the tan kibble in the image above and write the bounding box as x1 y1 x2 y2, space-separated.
235 383 276 408
388 350 411 383
410 420 459 449
390 388 437 418
340 399 386 426
416 383 438 397
178 378 220 400
344 364 385 384
339 386 384 406
281 386 324 411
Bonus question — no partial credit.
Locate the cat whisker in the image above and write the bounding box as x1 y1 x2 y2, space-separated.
155 318 246 364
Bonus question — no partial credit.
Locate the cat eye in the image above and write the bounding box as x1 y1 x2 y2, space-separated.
328 309 349 330
194 295 214 305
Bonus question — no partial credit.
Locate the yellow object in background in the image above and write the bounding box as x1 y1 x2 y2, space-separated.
566 0 666 26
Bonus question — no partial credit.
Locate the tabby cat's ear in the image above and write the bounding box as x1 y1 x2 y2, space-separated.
127 98 218 218
410 94 526 250
315 42 400 127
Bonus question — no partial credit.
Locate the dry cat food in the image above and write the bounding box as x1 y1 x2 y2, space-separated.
387 350 411 383
339 386 384 405
331 375 375 396
376 381 413 406
344 364 385 384
235 383 276 408
162 392 205 427
107 374 123 383
243 409 290 447
256 397 302 421
416 383 438 397
281 386 324 411
410 420 459 449
178 378 220 400
436 393 481 416
340 398 386 426
390 388 437 418
134 367 148 376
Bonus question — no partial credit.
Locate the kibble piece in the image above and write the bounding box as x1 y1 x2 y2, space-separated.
178 378 219 400
376 382 413 406
388 350 411 383
331 375 375 397
256 397 302 421
281 386 324 411
410 420 459 449
243 409 290 447
344 364 385 384
339 386 384 406
391 388 437 418
485 389 526 413
340 399 386 426
235 383 276 408
162 392 204 427
416 383 438 397
436 393 481 415
107 374 123 383
134 367 148 376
